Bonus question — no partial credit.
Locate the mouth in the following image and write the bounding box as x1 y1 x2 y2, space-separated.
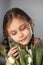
19 36 28 42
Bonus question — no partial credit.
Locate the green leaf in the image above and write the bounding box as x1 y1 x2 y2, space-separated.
19 49 26 65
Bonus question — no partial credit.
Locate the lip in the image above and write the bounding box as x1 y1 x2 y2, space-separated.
19 36 27 42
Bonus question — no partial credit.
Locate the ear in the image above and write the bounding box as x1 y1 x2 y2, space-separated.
29 19 35 28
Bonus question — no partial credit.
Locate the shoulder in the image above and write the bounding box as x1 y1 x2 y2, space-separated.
34 37 43 47
34 38 43 65
34 37 40 43
34 37 40 47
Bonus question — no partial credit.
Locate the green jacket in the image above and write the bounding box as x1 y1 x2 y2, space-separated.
33 40 43 65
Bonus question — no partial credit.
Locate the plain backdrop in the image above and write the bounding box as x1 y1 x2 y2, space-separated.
0 0 43 42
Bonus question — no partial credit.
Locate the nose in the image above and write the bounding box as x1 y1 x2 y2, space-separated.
18 31 24 38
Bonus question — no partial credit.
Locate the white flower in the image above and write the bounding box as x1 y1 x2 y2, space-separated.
28 49 32 55
8 56 15 64
28 64 30 65
28 57 32 64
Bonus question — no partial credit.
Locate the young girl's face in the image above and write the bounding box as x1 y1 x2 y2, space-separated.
7 18 32 45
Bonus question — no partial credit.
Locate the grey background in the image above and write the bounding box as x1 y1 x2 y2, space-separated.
0 0 43 42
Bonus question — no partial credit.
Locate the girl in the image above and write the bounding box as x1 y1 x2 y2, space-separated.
3 8 43 65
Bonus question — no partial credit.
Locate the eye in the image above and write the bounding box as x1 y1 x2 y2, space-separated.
20 25 26 30
11 31 17 35
12 33 17 35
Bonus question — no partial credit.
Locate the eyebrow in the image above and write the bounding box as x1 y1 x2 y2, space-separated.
10 30 16 34
19 24 26 28
9 23 26 33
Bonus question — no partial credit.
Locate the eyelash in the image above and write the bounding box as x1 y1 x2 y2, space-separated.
20 27 26 30
20 26 26 30
12 26 26 35
12 32 17 35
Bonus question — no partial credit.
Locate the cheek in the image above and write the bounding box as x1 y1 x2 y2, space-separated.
23 28 31 36
9 34 18 42
11 35 19 42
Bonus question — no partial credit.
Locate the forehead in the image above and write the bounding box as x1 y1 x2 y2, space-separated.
7 18 26 31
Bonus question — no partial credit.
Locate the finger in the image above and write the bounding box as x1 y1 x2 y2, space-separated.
8 48 19 56
8 46 18 54
10 45 18 51
11 48 19 55
16 55 20 60
13 52 19 57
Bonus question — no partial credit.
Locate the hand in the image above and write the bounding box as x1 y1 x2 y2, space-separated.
8 45 19 60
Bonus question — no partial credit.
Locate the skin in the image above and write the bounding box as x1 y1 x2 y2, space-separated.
7 18 32 45
6 18 39 65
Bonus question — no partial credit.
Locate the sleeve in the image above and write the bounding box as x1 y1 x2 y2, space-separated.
35 40 43 65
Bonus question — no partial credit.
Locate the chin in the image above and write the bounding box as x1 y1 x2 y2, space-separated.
20 41 29 46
